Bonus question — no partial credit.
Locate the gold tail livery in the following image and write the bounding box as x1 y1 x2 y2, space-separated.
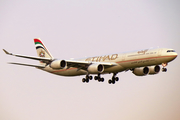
3 38 178 84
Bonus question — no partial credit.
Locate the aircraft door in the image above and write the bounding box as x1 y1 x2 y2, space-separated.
122 54 126 61
158 49 162 56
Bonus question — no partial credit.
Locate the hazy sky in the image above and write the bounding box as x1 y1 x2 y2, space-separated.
0 0 180 120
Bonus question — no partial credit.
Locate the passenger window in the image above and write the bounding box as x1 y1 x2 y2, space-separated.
167 50 175 52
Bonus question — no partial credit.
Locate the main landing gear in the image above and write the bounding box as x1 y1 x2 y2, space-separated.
82 73 119 84
94 74 104 82
108 73 119 84
82 75 93 83
162 63 168 72
82 74 104 83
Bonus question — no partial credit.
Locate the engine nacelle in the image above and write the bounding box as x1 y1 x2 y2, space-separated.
50 60 67 69
148 65 160 75
133 67 149 76
87 64 104 74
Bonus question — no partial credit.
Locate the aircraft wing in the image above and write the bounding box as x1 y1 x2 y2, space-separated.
3 49 52 63
3 49 117 70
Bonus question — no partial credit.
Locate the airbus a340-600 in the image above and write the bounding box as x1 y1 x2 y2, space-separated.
3 38 178 84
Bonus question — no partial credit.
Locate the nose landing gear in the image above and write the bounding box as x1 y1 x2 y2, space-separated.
162 63 168 72
162 68 167 72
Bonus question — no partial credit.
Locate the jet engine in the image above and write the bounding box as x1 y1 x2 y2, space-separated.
50 60 67 69
148 65 160 75
133 67 149 76
87 64 104 74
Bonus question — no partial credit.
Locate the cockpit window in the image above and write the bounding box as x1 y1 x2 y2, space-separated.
167 50 175 52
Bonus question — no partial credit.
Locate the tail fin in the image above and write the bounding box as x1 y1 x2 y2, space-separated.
34 38 53 64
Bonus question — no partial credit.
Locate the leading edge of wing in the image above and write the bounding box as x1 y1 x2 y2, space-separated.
3 49 52 62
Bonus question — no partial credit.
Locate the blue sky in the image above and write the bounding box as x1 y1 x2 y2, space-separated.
0 0 180 120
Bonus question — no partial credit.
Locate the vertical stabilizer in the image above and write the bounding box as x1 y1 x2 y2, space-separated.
34 38 53 64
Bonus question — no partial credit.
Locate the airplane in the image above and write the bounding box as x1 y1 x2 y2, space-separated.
3 38 178 84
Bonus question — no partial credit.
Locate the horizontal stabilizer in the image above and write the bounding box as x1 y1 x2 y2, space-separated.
9 62 46 68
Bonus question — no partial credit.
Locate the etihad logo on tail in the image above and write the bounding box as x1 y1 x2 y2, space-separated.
39 50 45 57
34 38 52 57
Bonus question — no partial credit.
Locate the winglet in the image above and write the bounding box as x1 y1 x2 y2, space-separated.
3 49 12 55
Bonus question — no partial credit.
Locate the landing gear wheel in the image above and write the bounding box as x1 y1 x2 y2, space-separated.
162 68 167 72
112 80 115 84
94 76 98 80
94 74 105 83
98 78 102 82
115 77 119 81
108 80 112 84
101 78 104 82
82 78 86 83
86 79 89 83
89 76 93 80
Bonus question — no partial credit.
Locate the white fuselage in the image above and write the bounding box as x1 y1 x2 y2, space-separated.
41 48 177 76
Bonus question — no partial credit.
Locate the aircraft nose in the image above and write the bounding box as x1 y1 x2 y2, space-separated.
174 52 178 58
172 52 178 60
